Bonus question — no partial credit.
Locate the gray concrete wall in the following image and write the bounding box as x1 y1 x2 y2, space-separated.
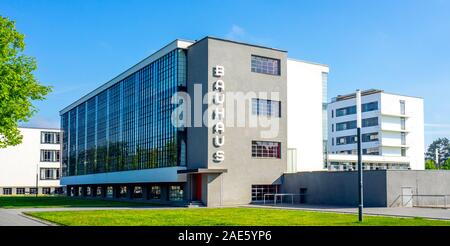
187 38 287 206
386 170 450 207
282 171 388 207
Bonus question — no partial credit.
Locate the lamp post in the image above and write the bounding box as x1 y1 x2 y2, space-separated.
35 163 39 198
436 149 440 169
356 90 363 222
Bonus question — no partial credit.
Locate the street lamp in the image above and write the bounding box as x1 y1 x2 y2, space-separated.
356 90 363 222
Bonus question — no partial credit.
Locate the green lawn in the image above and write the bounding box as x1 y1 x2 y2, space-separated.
27 208 450 226
0 196 156 208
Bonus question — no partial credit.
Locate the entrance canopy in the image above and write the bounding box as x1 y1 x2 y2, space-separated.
177 168 228 174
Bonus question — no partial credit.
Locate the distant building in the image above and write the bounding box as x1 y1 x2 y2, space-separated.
287 59 329 172
327 89 425 171
0 127 63 195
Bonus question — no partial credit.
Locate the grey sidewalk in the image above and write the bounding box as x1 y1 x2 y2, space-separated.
246 204 450 220
0 208 47 226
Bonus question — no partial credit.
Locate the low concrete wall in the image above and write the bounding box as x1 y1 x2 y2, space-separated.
282 170 450 208
386 170 450 207
282 171 387 207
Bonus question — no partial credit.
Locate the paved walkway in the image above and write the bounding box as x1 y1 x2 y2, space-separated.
0 208 47 226
246 204 450 220
0 206 180 226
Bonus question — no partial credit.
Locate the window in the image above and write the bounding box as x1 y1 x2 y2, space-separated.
332 124 334 132
149 186 161 200
40 168 60 180
401 147 407 157
336 120 357 131
251 185 280 201
251 55 280 75
362 102 378 112
362 132 379 142
132 186 143 199
3 188 12 195
42 187 51 195
401 132 406 145
332 138 335 146
400 100 406 115
40 150 60 162
336 136 357 145
41 132 60 144
401 117 406 130
16 188 25 195
169 185 183 201
362 117 379 127
336 101 378 117
118 186 128 198
336 106 356 117
363 147 380 155
96 187 103 196
331 110 334 118
106 186 113 198
252 141 281 158
252 99 281 117
29 188 37 195
61 49 187 178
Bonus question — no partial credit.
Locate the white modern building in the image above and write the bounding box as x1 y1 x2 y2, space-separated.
0 127 63 195
327 89 425 171
287 59 329 172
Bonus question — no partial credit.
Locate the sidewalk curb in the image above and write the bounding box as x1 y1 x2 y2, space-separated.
19 212 59 226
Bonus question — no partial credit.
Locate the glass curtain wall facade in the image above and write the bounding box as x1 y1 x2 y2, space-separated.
61 49 187 177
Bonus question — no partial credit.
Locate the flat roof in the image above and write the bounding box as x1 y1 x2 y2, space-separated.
18 126 61 131
192 36 287 53
331 89 423 103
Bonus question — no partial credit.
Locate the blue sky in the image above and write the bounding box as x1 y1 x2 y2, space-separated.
1 0 450 146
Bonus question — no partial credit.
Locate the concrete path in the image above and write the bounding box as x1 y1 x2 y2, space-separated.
246 204 450 220
0 208 47 226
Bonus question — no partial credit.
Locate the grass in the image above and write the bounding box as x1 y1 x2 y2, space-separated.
27 208 450 226
0 196 157 209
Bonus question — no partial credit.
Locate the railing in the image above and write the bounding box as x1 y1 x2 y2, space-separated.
263 193 307 205
400 195 450 208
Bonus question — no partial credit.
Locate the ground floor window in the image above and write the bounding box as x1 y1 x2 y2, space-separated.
107 186 113 198
3 188 12 195
118 186 128 198
149 185 161 200
54 187 64 195
30 188 37 195
251 184 280 202
86 187 92 196
42 187 51 195
169 185 183 201
133 186 143 199
96 187 103 196
16 188 25 195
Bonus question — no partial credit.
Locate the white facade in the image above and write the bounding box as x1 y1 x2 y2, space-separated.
327 90 424 171
0 127 62 195
287 59 329 172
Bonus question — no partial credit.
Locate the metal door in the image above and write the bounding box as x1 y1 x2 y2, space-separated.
402 187 413 207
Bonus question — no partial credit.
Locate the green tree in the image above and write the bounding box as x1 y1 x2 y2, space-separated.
425 159 436 170
0 15 52 148
425 138 450 169
442 158 450 170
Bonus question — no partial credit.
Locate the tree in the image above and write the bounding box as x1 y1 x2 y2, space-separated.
0 15 52 148
425 138 450 169
425 160 436 170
